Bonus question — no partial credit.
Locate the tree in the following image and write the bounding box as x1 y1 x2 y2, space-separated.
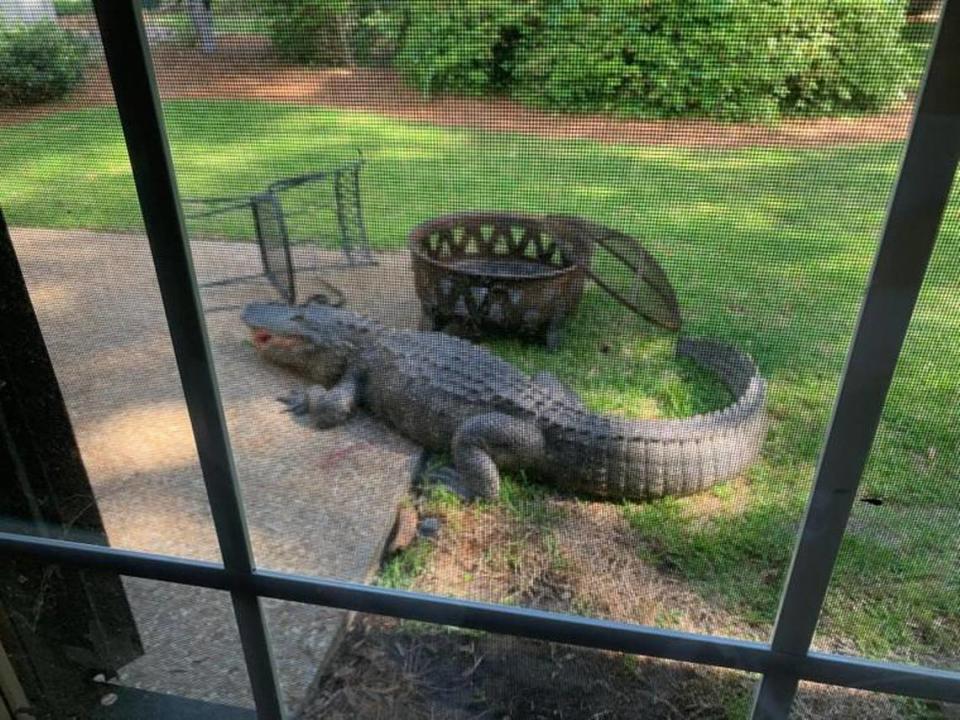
186 0 216 54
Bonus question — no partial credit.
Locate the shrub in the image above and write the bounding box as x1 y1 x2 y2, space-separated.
766 0 910 116
395 0 538 95
265 0 354 66
515 1 785 120
396 0 910 120
352 0 408 67
0 21 89 106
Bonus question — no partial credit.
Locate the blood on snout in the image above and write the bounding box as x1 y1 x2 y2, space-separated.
251 329 302 350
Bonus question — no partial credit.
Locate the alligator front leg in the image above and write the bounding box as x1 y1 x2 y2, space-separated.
439 412 545 500
279 369 361 428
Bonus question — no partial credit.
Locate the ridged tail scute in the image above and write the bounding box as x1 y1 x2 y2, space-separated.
646 336 767 497
554 337 768 500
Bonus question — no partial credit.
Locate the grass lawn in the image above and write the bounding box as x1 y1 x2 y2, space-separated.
0 100 957 668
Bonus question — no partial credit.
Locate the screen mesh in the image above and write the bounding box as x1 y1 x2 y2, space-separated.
813 176 960 673
0 0 954 716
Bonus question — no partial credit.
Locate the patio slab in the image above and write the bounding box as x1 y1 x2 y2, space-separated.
11 227 422 715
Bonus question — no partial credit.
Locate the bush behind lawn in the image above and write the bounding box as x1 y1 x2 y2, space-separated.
396 0 911 121
0 21 89 106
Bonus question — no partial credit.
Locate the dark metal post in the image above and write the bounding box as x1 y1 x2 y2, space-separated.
90 2 285 717
3 529 960 704
750 2 960 717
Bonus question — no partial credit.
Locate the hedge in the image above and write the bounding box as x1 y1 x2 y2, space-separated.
395 0 910 121
0 21 89 106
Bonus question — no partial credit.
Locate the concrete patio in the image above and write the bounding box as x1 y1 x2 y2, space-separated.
12 227 422 715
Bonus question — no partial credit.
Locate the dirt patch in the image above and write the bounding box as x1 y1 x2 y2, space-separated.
402 482 762 641
300 615 753 720
412 500 571 609
1 37 913 149
300 615 928 720
551 502 758 639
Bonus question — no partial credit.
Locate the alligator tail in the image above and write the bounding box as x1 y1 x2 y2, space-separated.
553 337 768 500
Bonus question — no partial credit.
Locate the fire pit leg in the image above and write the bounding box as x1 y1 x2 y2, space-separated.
545 317 565 352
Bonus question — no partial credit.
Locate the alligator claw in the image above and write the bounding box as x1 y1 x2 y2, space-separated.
277 390 310 416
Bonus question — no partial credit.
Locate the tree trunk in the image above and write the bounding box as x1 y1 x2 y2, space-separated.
335 8 355 67
186 0 216 54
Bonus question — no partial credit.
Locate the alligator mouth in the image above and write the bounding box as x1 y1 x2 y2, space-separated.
251 329 273 349
250 329 304 351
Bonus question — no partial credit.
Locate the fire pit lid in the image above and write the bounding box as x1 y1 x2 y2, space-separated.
544 215 682 331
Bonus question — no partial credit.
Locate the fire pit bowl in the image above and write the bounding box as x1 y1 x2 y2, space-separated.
409 212 594 349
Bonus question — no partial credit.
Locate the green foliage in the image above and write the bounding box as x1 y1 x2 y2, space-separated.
53 0 91 16
396 0 910 120
396 0 537 95
377 540 433 589
265 0 354 65
766 0 911 116
266 0 404 66
0 21 89 106
352 0 408 67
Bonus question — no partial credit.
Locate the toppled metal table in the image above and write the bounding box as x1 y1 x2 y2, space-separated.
184 158 375 306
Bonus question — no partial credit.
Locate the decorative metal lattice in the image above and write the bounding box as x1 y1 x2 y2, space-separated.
410 212 681 349
409 212 594 349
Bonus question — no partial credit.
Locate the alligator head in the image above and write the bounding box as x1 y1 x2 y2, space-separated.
241 301 371 386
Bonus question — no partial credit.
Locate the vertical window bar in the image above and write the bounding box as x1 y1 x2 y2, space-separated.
90 2 285 718
750 2 960 717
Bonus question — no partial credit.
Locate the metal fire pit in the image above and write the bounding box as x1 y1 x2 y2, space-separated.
409 212 593 349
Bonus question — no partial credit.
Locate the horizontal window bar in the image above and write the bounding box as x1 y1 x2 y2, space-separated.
2 530 958 704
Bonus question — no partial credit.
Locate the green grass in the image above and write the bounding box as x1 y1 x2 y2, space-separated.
377 540 434 590
0 100 957 667
498 471 565 528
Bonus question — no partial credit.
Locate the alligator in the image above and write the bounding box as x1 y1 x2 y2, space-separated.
242 301 768 500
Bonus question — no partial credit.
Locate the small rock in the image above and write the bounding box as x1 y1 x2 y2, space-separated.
419 517 441 538
100 693 118 707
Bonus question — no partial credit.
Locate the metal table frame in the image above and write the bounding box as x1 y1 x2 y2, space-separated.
183 160 374 306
